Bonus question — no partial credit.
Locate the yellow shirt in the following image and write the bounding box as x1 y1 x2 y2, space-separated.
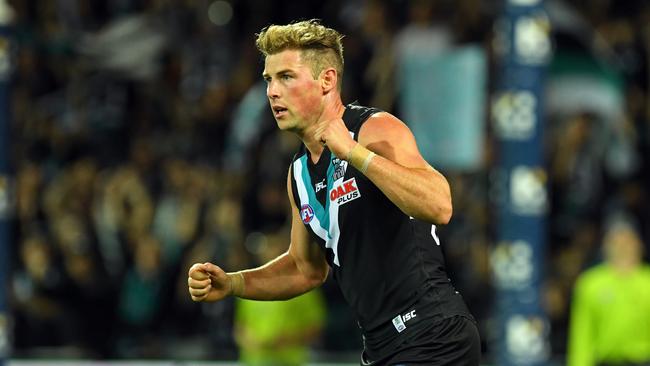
235 289 326 366
567 264 650 366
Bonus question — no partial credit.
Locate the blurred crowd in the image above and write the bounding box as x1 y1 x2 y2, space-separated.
4 0 650 363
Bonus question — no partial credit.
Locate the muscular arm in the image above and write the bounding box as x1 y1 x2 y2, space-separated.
357 112 452 224
188 168 329 302
237 172 329 299
318 112 451 224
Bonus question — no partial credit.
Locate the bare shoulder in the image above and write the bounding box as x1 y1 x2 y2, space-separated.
358 111 426 167
358 112 412 146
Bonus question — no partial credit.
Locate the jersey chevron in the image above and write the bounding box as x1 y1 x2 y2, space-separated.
292 153 351 267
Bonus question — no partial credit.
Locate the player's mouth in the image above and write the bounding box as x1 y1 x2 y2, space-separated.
272 105 288 118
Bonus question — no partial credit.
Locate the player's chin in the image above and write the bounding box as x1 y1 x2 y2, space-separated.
275 117 294 130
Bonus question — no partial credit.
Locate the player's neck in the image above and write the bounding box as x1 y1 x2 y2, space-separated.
302 128 326 164
321 94 345 120
609 256 641 275
301 97 345 163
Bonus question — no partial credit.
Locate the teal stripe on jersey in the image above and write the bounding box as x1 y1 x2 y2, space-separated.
325 154 337 206
298 155 330 231
293 157 329 243
293 153 345 266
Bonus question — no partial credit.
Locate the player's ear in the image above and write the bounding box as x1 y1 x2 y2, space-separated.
320 67 338 93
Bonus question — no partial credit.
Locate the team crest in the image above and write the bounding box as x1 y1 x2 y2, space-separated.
332 158 347 180
300 204 315 224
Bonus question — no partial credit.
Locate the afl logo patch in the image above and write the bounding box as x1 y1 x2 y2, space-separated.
300 204 315 224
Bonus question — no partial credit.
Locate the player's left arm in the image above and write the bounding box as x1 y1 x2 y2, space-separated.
320 112 451 224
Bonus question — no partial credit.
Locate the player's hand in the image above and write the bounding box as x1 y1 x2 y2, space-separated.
187 262 231 302
315 118 356 160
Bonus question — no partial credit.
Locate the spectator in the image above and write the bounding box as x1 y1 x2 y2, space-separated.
567 217 650 366
234 228 326 366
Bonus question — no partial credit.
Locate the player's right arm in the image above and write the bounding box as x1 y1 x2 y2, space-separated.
188 167 329 302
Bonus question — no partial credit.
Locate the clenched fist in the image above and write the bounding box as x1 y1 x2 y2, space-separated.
314 118 357 160
187 262 231 302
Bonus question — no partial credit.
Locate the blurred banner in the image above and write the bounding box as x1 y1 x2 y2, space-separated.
0 2 13 365
491 0 552 365
399 45 487 171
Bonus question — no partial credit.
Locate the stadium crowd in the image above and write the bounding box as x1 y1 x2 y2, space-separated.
5 0 650 362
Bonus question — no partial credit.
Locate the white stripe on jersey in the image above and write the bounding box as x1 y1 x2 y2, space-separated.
293 158 341 266
326 160 348 267
431 224 440 246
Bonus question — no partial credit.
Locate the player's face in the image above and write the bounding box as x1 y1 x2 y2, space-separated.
263 49 324 132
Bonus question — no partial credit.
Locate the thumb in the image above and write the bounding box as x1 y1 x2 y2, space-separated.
202 262 224 277
188 262 210 280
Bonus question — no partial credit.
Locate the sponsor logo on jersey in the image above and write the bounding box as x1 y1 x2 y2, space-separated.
392 309 417 333
329 177 361 205
315 179 326 192
402 309 417 322
300 204 315 224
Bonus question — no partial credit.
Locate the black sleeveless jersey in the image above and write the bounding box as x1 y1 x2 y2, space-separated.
289 104 472 362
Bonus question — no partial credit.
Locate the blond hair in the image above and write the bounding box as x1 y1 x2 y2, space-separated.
256 19 344 88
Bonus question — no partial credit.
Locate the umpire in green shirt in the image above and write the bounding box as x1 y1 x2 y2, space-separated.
567 219 650 366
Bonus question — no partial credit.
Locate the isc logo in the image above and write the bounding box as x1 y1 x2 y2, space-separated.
392 309 417 333
402 310 417 322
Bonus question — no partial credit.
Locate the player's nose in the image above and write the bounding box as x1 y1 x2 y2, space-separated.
267 81 280 99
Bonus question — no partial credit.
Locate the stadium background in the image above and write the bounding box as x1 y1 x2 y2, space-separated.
1 0 649 365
